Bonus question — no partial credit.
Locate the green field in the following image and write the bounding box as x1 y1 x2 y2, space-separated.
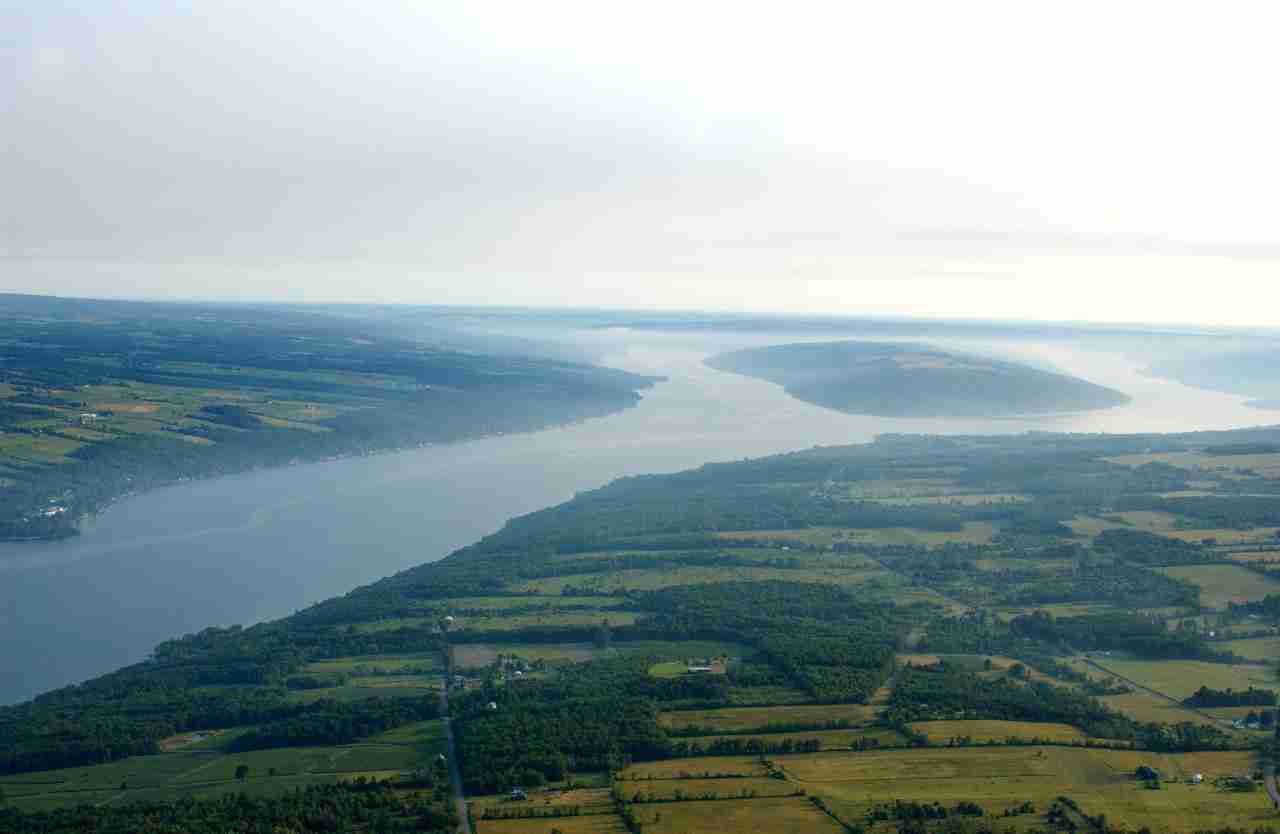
1221 636 1280 662
1158 564 1280 608
1086 657 1276 700
779 746 1270 833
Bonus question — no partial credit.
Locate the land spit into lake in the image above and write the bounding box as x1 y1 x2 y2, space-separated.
707 341 1131 418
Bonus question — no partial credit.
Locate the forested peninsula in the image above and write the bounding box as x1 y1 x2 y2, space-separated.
707 341 1130 417
0 295 658 542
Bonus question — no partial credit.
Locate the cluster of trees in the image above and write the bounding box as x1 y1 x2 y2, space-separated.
635 581 901 703
885 662 1139 740
232 695 440 750
865 800 987 822
1010 611 1226 661
1117 495 1280 530
666 736 828 757
0 781 454 833
1183 686 1277 708
887 662 1233 752
453 681 668 793
1094 528 1212 565
0 616 444 774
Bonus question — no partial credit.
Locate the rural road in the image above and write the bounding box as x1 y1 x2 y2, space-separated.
440 683 473 834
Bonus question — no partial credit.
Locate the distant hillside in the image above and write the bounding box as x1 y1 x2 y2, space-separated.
706 341 1130 417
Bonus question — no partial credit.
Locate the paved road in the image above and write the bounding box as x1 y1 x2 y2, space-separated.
440 684 473 834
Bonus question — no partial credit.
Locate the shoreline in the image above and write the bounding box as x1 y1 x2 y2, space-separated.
0 392 652 546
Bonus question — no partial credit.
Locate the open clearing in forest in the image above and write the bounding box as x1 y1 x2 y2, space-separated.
778 746 1269 833
453 640 751 670
619 757 768 780
0 723 446 812
630 795 844 834
1085 657 1275 700
679 727 906 750
511 564 896 594
717 523 998 548
1221 636 1280 662
474 815 628 834
1158 564 1280 608
659 704 880 733
906 720 1089 744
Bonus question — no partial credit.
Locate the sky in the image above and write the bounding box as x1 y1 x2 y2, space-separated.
4 1 1280 326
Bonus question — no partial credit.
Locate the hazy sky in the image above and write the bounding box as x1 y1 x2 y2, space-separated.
5 2 1280 326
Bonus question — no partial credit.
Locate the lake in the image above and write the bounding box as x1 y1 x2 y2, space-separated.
0 332 1270 704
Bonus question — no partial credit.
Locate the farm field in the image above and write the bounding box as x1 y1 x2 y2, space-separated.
1157 564 1280 608
1085 657 1276 700
453 640 751 670
905 720 1089 744
680 727 906 750
714 522 998 547
630 796 843 834
303 651 442 675
510 564 896 594
1221 636 1280 662
0 737 442 812
1098 690 1225 727
777 747 1271 832
659 704 879 732
619 757 768 780
475 817 628 834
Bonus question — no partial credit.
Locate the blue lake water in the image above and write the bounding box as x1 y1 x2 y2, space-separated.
0 334 1268 704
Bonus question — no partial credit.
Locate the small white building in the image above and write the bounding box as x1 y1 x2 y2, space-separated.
1192 773 1204 784
487 701 499 711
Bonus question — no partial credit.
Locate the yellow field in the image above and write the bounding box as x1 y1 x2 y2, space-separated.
659 704 879 732
471 787 616 819
777 747 1270 832
619 757 766 780
617 777 798 800
475 815 627 834
1221 637 1280 662
1158 564 1280 608
1099 690 1223 727
906 720 1088 744
630 796 844 834
680 727 906 750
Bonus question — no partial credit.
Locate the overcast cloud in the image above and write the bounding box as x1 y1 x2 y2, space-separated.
4 1 1280 325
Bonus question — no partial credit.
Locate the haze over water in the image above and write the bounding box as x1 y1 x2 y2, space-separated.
0 331 1269 704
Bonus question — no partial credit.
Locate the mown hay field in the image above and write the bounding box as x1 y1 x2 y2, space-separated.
778 746 1269 833
619 757 767 780
1221 636 1280 662
1157 564 1280 608
474 815 628 834
678 727 906 751
630 795 844 834
1086 657 1275 700
659 704 879 732
906 720 1089 744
